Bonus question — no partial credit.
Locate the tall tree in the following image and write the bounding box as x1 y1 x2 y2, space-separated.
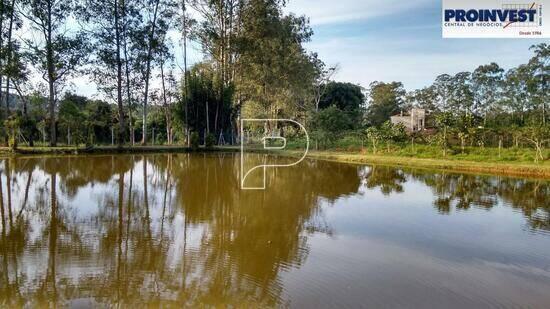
179 62 215 135
502 65 529 124
365 81 405 127
311 58 336 112
3 0 27 121
122 0 138 145
236 0 316 129
318 82 364 112
449 72 473 116
140 0 161 144
0 0 6 122
526 43 549 126
121 0 146 145
471 62 504 125
23 0 88 146
406 86 437 111
3 0 17 117
79 0 140 146
433 74 452 112
190 0 240 133
156 34 176 144
179 0 191 145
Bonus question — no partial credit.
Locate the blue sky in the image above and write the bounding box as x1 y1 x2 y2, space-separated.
286 0 546 90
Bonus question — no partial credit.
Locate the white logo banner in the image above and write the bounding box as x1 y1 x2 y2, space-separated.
442 0 549 38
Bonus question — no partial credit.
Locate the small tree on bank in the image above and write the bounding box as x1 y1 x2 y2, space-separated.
381 121 406 152
366 127 382 154
523 125 550 163
4 116 19 150
435 112 455 157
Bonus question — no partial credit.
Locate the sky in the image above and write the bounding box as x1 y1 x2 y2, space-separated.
69 0 546 97
285 0 546 90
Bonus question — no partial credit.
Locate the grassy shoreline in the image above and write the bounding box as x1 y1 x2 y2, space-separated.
242 148 550 180
1 145 548 179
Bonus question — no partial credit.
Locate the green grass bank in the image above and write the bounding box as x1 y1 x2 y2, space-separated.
240 143 550 179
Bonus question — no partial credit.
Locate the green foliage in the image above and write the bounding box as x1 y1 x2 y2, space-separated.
365 127 383 154
364 121 407 154
190 132 200 150
147 108 168 143
365 81 405 127
2 0 546 159
471 62 504 120
406 86 438 111
319 82 365 111
435 111 455 129
434 112 456 156
4 116 20 149
422 43 548 130
205 133 216 149
283 133 549 164
85 99 114 144
311 105 353 148
522 125 550 162
19 115 37 146
59 94 87 145
175 63 234 137
237 0 318 120
449 72 474 114
381 121 407 144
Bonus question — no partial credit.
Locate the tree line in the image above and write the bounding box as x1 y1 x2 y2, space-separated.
0 0 320 148
0 0 547 160
311 44 548 162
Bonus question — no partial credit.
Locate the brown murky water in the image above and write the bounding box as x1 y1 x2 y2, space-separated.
0 153 549 307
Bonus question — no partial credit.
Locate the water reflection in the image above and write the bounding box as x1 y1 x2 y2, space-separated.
0 154 548 307
356 165 549 232
408 171 549 231
0 154 360 307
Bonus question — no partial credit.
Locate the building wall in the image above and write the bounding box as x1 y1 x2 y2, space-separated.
390 109 426 132
390 116 413 131
411 108 426 131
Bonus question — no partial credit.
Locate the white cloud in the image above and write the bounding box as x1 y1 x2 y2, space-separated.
285 0 432 25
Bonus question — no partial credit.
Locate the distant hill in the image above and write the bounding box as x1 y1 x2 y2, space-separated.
0 92 46 114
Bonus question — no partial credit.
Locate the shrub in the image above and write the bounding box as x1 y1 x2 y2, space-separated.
205 133 216 149
4 116 20 150
311 106 353 148
190 132 200 150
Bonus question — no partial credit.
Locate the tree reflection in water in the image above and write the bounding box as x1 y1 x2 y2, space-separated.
0 154 547 306
361 166 407 195
359 166 549 231
0 154 361 306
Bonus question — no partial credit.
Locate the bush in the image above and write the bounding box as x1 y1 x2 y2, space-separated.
190 132 200 150
311 105 354 148
4 116 20 150
205 133 216 148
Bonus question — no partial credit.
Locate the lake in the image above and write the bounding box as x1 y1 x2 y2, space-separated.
0 153 549 307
